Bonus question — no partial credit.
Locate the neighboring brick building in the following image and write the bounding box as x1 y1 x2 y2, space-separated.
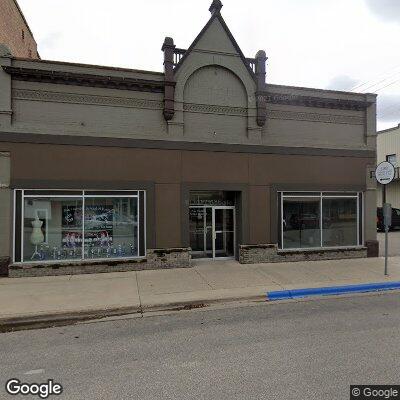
0 0 39 59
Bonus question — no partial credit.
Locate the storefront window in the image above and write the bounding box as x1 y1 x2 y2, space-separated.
84 197 138 259
322 198 357 247
282 197 320 249
15 190 144 263
280 192 361 250
23 197 83 262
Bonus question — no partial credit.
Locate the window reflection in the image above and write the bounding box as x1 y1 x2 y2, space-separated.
283 198 320 249
322 198 357 247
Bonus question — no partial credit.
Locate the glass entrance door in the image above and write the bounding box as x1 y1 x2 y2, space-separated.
189 206 235 259
213 207 235 258
189 207 212 259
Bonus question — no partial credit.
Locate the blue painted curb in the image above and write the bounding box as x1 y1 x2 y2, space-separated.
267 281 400 301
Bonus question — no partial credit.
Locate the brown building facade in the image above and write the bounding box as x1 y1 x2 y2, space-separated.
0 0 39 59
0 1 378 276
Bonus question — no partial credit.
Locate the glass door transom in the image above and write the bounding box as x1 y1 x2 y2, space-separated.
189 206 235 259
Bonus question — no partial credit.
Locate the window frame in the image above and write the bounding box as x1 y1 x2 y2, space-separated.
386 154 397 166
279 191 363 251
13 189 146 264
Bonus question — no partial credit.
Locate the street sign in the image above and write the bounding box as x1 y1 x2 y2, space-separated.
375 161 395 185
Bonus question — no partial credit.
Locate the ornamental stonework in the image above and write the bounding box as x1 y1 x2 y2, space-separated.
12 89 164 110
183 103 247 116
268 109 364 125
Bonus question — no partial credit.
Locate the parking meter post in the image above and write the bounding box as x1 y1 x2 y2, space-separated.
383 203 392 276
382 184 386 206
385 225 388 276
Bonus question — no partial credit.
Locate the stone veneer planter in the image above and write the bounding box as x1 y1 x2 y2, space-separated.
8 248 192 278
239 244 367 264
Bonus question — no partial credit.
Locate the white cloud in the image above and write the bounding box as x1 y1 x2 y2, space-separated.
364 0 400 23
325 75 359 91
377 93 400 127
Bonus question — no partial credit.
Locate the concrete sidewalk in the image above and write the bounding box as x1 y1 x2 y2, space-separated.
1 257 400 327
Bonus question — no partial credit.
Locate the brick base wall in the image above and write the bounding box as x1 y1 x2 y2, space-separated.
239 244 277 264
146 248 191 269
365 240 379 257
8 248 191 278
0 256 10 277
239 244 367 264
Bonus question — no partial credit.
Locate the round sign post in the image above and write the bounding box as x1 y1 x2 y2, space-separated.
375 161 396 276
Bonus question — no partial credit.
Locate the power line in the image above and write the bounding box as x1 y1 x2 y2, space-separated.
350 63 400 92
372 78 400 93
359 71 400 93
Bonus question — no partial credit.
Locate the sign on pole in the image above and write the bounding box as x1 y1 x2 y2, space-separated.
375 161 395 185
376 161 395 276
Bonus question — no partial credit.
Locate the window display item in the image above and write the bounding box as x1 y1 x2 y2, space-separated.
30 214 44 260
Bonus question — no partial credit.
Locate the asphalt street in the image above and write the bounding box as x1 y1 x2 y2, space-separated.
1 293 400 400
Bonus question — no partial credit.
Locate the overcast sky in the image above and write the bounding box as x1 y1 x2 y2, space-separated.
18 0 400 131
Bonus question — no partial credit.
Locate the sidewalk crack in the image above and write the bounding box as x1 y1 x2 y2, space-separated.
193 268 213 290
135 272 143 316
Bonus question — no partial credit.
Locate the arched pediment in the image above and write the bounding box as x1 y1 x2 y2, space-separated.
164 2 263 142
184 65 247 108
181 65 248 143
173 14 256 108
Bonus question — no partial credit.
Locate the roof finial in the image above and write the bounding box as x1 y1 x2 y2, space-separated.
209 0 223 15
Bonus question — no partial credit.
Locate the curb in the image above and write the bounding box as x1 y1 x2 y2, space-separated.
0 306 141 332
3 282 400 332
267 281 400 301
0 294 266 332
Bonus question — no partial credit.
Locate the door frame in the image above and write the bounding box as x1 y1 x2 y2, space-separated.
189 205 236 260
212 206 236 260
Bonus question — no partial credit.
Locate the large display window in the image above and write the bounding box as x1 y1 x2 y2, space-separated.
279 192 362 250
14 190 145 263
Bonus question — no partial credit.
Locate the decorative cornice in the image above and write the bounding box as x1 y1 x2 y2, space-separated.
3 66 166 93
268 109 364 125
11 89 365 125
12 89 164 110
183 102 247 116
0 131 376 159
262 92 371 111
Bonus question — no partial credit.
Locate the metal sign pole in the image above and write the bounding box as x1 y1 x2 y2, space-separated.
384 186 389 276
385 227 389 276
385 224 388 275
382 182 386 205
375 162 395 277
382 183 388 275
